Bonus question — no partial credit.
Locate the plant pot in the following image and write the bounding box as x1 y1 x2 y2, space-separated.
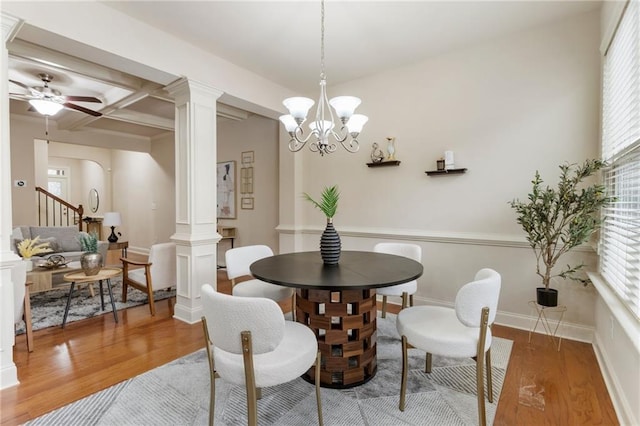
80 252 102 276
536 287 558 307
320 219 341 266
24 259 33 272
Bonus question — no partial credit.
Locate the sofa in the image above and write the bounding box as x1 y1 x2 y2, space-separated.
12 225 108 264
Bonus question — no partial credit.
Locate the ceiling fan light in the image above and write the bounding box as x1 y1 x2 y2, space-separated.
29 99 63 116
329 96 361 120
283 97 314 121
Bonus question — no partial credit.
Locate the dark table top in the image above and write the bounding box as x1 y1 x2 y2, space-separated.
250 250 423 291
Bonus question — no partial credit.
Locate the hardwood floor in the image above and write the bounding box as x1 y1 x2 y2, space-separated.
2 269 618 425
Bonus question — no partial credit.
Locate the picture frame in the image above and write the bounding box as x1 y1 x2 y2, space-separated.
241 197 254 210
241 150 255 164
217 160 236 219
241 167 254 194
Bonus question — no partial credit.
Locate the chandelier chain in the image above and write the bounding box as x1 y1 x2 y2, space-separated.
320 0 325 80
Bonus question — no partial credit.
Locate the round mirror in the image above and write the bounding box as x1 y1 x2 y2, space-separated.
89 188 99 213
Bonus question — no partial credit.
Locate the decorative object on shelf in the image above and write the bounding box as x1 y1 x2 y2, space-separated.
425 168 467 176
217 160 237 219
386 137 397 161
78 231 102 276
370 142 385 163
103 212 122 243
444 150 455 170
436 158 445 171
509 159 614 307
304 185 341 265
279 0 368 156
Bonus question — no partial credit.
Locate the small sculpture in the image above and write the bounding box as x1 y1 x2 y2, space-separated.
370 143 385 163
386 137 396 161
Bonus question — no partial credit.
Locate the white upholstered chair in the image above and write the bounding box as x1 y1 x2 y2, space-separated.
13 261 33 352
396 268 501 426
200 284 323 426
373 242 422 318
225 245 295 318
121 242 176 316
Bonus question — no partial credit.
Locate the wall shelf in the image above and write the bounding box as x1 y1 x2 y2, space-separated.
425 168 467 176
367 160 401 168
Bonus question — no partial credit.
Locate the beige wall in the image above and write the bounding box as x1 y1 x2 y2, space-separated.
280 10 602 333
217 114 279 255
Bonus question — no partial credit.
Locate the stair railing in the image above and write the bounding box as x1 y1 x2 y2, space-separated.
35 186 84 231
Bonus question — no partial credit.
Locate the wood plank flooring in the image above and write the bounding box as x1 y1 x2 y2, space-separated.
1 267 618 425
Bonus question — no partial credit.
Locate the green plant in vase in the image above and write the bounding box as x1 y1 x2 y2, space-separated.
509 159 613 306
78 231 102 276
304 185 341 265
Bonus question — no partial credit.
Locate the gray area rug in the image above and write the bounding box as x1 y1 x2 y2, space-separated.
16 276 175 333
27 314 512 425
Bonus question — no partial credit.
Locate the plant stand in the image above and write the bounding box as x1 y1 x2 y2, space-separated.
528 300 567 351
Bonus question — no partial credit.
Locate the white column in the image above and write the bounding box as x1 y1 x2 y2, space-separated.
166 78 222 324
0 12 25 389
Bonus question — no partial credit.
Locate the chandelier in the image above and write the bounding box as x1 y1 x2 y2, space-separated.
279 0 368 156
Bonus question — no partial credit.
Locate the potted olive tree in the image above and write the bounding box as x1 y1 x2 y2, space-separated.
509 159 613 306
304 185 341 265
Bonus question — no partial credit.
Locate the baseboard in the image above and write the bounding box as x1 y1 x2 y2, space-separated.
592 333 636 426
0 363 19 390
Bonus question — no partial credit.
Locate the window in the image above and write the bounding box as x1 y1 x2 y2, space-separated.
600 0 640 319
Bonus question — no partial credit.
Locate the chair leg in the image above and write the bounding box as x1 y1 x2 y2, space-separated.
122 279 129 302
315 351 323 426
486 348 493 403
401 292 408 310
23 284 34 352
147 284 156 316
291 292 297 322
241 331 258 426
201 318 216 426
399 335 408 411
409 294 414 307
475 307 490 426
381 295 388 318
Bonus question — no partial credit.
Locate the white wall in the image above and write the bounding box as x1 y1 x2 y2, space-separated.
281 11 602 334
217 114 279 255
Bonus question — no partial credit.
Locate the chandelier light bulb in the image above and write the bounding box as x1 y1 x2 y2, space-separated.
329 96 361 121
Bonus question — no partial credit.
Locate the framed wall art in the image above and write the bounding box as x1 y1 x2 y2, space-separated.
217 160 236 219
241 166 254 194
241 197 254 210
241 150 255 164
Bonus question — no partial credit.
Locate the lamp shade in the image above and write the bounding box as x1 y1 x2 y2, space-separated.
283 97 314 120
103 212 122 227
29 99 64 116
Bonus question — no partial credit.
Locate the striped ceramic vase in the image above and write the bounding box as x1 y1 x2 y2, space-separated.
320 218 341 266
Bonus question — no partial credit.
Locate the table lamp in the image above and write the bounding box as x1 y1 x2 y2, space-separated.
103 212 122 243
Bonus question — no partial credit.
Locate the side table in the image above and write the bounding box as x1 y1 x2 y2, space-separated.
62 268 121 328
109 240 129 258
528 300 567 351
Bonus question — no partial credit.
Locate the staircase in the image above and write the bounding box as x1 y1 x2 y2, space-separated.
35 186 84 231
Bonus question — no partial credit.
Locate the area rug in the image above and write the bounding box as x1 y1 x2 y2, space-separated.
26 314 512 425
15 277 175 333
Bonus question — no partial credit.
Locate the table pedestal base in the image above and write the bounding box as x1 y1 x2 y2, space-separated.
296 288 377 388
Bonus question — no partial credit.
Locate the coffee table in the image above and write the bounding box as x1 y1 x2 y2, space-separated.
62 268 121 328
250 250 423 388
27 261 83 294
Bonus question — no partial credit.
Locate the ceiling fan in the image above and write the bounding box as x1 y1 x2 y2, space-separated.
9 73 103 117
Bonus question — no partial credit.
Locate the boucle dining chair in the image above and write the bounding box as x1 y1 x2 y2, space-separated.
13 260 34 352
120 242 176 316
200 284 323 426
373 242 422 318
225 245 295 319
396 268 501 426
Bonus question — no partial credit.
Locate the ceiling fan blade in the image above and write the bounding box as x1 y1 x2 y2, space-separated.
65 96 102 103
63 102 102 117
9 79 30 90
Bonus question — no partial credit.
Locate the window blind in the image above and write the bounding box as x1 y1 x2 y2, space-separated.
601 0 640 319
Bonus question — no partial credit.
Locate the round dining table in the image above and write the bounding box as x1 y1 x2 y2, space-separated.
250 250 423 388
